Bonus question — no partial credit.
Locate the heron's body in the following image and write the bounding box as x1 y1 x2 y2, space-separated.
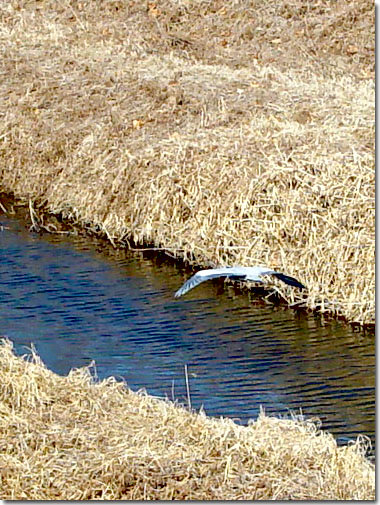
174 266 305 298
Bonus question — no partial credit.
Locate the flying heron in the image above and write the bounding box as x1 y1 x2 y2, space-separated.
174 266 305 298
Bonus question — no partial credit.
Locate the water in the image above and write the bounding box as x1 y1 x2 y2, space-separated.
0 214 375 458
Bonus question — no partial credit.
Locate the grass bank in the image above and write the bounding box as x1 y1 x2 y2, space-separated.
0 1 374 326
0 339 374 500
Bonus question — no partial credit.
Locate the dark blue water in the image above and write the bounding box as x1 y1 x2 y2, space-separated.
0 215 375 458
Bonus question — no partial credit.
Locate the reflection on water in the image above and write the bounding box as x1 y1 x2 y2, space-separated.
0 215 375 457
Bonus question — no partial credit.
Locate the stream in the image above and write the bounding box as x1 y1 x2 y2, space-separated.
0 214 375 459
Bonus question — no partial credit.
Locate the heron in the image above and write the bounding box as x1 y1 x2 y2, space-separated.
174 266 305 298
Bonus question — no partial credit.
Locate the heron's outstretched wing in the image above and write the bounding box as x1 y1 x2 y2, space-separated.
270 272 305 290
174 267 246 298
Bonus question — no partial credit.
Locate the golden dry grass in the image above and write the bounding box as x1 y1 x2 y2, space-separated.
0 338 374 500
0 0 375 326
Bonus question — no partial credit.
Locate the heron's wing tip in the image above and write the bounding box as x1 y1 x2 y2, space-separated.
173 272 206 298
272 272 306 290
174 285 187 297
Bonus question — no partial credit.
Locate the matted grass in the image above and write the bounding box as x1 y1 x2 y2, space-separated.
0 0 374 326
0 338 374 500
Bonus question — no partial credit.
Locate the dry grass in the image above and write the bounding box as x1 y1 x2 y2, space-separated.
0 338 374 500
0 0 375 326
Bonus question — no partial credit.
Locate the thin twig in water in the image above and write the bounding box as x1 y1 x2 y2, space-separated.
28 199 40 232
184 364 191 411
0 200 7 213
171 379 175 402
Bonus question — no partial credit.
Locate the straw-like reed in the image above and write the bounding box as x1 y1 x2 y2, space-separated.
0 339 374 500
0 0 374 326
